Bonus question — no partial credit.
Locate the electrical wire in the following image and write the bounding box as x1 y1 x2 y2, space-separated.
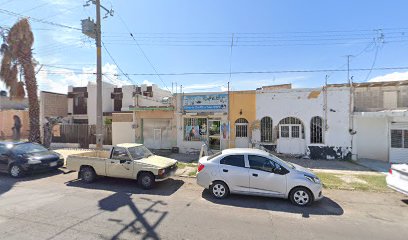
101 41 138 85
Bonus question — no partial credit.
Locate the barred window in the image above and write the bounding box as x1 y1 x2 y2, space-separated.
184 118 207 141
261 117 273 142
235 118 248 138
310 116 323 144
391 129 408 148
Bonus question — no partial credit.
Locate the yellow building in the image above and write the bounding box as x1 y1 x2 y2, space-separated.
229 90 256 148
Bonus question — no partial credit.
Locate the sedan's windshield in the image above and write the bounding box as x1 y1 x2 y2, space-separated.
12 143 48 155
128 146 153 159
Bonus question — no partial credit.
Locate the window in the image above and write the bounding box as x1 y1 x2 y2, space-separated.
261 117 273 142
311 116 323 144
111 147 130 160
277 117 305 139
280 126 289 138
0 145 7 155
235 118 248 138
248 155 276 173
220 155 245 168
391 130 408 148
184 118 207 141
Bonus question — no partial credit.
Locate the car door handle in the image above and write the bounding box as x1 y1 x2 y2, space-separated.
223 169 228 173
252 173 258 177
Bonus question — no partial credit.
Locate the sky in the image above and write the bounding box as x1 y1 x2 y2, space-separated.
1 0 408 94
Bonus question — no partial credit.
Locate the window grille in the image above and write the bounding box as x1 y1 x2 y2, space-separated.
261 117 273 142
235 118 248 138
310 116 323 144
391 129 408 148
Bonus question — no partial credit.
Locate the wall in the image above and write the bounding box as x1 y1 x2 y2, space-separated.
229 91 256 147
40 91 68 119
112 113 135 145
255 87 352 159
353 116 388 161
87 82 115 125
354 85 408 112
0 110 29 139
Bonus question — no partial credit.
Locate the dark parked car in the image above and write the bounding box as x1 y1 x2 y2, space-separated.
0 142 64 178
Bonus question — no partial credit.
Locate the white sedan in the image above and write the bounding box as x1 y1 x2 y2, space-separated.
387 164 408 196
196 148 323 206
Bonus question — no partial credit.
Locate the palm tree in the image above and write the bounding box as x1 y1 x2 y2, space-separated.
0 18 40 143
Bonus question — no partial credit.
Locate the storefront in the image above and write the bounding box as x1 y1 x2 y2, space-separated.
176 93 229 153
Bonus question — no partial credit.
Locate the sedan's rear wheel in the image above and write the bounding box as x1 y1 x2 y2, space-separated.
9 165 23 178
290 187 313 206
211 181 229 199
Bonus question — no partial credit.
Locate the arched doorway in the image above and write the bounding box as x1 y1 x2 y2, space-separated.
276 117 306 154
235 118 249 148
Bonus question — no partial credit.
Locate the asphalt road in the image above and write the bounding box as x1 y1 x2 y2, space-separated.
0 170 407 240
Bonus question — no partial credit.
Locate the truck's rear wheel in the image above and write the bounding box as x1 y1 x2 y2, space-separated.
81 166 96 183
138 172 155 189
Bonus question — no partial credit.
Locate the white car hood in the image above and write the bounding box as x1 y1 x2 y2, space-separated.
292 163 316 176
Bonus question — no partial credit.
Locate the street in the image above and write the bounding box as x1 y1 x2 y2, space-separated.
0 171 407 240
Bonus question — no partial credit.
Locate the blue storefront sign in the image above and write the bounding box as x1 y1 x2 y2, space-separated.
183 94 228 112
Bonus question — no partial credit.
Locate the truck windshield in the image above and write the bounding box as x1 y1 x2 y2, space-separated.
128 146 153 159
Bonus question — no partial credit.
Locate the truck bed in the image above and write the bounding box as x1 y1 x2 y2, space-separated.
66 150 110 176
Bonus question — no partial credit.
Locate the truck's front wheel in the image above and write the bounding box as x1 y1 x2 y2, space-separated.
80 166 96 183
138 172 155 189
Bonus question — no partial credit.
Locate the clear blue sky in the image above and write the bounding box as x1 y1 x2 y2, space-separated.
1 0 408 93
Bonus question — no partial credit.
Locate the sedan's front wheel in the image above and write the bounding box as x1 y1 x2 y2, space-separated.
210 181 229 199
9 165 23 178
289 187 313 206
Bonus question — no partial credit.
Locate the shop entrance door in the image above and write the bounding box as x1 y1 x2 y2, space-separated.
208 120 221 151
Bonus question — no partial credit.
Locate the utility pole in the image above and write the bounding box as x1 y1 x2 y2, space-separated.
82 0 113 150
95 0 103 149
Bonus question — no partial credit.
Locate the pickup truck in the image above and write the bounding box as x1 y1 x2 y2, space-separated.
66 143 178 189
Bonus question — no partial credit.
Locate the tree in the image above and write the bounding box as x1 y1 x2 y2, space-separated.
0 19 40 143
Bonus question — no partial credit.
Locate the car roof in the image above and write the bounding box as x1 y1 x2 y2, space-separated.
0 141 27 146
221 148 269 156
115 143 143 148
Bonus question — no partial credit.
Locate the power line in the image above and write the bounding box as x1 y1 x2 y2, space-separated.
114 11 171 92
108 66 408 76
0 8 81 31
101 41 137 85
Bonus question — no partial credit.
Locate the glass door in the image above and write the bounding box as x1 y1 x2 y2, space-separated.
208 120 221 150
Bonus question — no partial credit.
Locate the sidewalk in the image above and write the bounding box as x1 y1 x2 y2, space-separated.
354 158 390 174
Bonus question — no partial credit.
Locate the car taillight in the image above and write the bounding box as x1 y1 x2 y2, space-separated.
197 163 205 172
389 168 392 174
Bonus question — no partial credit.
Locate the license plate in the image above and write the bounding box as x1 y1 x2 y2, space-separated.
50 162 58 167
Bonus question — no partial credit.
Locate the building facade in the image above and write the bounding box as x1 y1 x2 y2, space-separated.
229 90 256 148
175 92 229 153
351 81 408 163
254 85 352 159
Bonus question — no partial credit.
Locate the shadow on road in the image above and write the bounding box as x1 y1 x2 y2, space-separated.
201 190 344 218
65 177 184 196
99 192 167 240
402 199 408 205
0 169 64 196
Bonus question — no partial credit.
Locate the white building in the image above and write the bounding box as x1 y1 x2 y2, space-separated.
351 81 408 164
254 85 352 159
